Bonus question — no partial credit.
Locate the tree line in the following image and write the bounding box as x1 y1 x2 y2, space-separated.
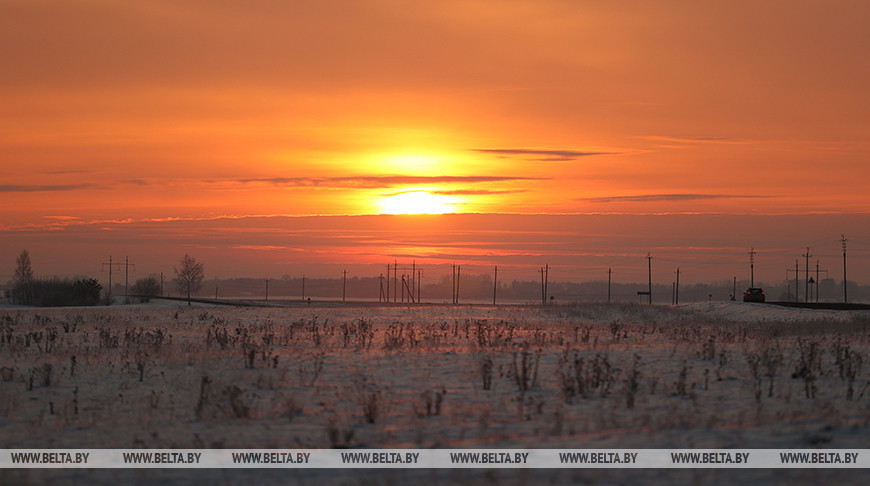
7 249 870 306
6 250 102 306
6 250 205 307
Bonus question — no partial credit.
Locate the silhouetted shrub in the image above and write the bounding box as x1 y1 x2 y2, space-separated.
15 278 103 307
131 276 161 303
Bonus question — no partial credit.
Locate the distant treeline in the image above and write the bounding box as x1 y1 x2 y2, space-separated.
8 278 103 307
148 274 869 304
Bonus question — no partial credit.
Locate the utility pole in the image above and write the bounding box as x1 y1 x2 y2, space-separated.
732 277 736 301
841 234 848 303
675 267 680 306
539 266 546 305
386 264 391 303
102 256 123 300
394 260 398 303
493 266 498 305
417 269 422 303
545 264 549 304
803 247 811 303
124 256 131 298
794 260 799 303
607 267 612 304
402 273 414 303
122 256 135 299
456 265 460 304
748 247 756 287
411 261 416 303
646 252 652 305
450 265 456 304
342 270 347 302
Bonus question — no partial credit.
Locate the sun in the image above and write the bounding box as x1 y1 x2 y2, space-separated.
379 191 456 215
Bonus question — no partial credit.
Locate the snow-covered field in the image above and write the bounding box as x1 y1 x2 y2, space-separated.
1 301 868 485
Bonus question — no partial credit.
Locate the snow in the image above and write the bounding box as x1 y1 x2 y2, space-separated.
682 301 869 323
1 301 868 485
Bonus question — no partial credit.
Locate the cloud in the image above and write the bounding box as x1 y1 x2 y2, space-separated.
581 194 772 203
121 179 153 186
231 245 304 252
0 184 98 192
0 176 534 195
41 169 95 175
471 148 616 161
44 215 81 221
643 136 748 144
430 189 526 196
0 180 157 193
234 175 541 188
382 188 525 197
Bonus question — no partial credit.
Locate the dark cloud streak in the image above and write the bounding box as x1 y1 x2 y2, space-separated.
472 148 616 161
235 175 542 189
0 183 98 193
582 194 773 203
644 135 747 144
430 189 526 196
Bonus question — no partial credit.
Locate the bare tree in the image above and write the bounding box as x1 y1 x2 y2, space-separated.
131 275 161 303
12 250 34 304
14 249 33 283
174 254 204 305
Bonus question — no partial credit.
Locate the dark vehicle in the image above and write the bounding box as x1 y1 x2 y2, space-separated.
743 288 765 303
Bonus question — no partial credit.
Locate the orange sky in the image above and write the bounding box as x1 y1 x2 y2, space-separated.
2 1 869 285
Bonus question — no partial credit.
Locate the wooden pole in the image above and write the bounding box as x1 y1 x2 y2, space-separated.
749 247 756 288
794 260 798 303
646 253 652 305
841 234 848 303
493 266 497 305
607 267 612 304
450 265 456 304
803 247 811 303
545 264 549 304
456 265 460 304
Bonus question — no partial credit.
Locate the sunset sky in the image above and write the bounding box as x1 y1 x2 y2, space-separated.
2 1 869 289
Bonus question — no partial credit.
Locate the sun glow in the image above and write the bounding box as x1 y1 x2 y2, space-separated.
379 191 457 215
382 155 442 174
